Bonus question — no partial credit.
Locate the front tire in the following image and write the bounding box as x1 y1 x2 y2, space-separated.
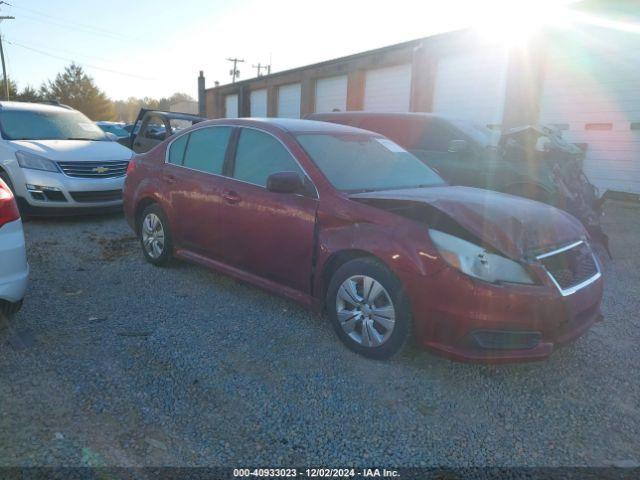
138 204 173 266
326 257 411 360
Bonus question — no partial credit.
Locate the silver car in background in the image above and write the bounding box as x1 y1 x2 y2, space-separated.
0 102 133 216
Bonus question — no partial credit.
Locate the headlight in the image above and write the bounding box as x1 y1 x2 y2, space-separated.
15 151 60 173
429 229 534 285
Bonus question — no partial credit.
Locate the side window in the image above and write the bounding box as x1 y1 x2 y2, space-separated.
168 134 188 165
418 121 456 152
183 127 231 174
233 129 303 187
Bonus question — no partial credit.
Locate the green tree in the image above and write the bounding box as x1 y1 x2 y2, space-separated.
40 63 114 120
16 85 42 103
0 79 18 100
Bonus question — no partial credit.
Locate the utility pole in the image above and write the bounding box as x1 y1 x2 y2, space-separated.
0 14 14 101
252 62 267 77
226 57 244 83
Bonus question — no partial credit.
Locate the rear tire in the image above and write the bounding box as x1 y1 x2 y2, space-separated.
0 299 23 317
138 204 173 266
326 257 411 360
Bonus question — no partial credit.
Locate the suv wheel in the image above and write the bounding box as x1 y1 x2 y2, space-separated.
326 257 411 359
138 204 172 266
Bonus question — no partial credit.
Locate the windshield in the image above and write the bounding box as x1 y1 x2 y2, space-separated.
447 118 498 147
99 124 129 137
296 133 445 192
0 109 107 141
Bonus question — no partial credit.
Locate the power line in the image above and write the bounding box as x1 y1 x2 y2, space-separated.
8 37 119 64
3 2 134 41
6 39 157 81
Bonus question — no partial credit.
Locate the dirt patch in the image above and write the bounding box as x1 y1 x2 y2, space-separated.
88 234 138 261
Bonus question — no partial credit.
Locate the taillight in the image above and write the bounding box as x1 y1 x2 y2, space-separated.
0 178 20 228
126 159 136 175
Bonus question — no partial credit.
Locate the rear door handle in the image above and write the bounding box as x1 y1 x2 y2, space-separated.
223 190 241 205
163 174 177 185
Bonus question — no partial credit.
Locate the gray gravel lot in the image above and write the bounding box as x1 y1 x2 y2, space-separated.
0 201 638 467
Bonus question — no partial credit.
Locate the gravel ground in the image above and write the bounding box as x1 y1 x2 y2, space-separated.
0 201 638 468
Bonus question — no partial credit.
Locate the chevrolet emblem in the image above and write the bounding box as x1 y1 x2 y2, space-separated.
92 166 109 174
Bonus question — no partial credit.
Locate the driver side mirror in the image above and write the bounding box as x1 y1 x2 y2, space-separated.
266 172 304 194
448 139 470 153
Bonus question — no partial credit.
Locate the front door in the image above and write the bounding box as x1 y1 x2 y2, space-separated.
215 127 318 294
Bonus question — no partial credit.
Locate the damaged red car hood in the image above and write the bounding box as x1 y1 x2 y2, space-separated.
350 186 586 259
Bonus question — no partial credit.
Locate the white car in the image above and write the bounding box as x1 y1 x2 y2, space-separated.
0 177 28 316
0 102 134 216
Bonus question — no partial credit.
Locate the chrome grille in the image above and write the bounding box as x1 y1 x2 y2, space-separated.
537 241 600 295
57 160 129 179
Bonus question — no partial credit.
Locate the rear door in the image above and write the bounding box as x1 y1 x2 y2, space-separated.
215 127 318 293
162 126 233 255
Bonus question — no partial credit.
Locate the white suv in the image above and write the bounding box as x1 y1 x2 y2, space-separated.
0 102 133 216
0 178 28 316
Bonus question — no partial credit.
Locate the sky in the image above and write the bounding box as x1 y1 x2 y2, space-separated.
1 0 579 101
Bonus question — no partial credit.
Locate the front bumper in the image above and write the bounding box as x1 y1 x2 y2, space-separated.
0 219 29 304
10 166 125 213
405 265 604 364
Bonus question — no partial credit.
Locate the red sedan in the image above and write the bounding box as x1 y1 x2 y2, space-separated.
123 118 603 363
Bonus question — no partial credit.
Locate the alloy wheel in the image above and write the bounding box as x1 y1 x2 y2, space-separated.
335 275 396 348
141 213 165 259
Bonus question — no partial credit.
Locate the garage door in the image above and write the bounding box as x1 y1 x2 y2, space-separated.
225 94 238 118
250 89 267 117
539 30 640 194
277 83 301 118
315 75 348 113
432 49 509 125
363 64 412 112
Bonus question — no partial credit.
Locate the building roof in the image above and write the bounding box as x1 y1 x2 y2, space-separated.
206 28 469 92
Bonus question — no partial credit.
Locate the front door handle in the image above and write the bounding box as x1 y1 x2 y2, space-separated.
222 190 241 205
163 174 177 185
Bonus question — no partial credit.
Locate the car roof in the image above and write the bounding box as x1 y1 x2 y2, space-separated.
0 101 76 113
201 117 379 136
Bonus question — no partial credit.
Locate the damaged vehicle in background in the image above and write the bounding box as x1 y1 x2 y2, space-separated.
123 109 205 153
124 118 603 363
309 113 608 252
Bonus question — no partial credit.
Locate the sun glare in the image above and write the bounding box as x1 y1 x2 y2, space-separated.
472 1 574 46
